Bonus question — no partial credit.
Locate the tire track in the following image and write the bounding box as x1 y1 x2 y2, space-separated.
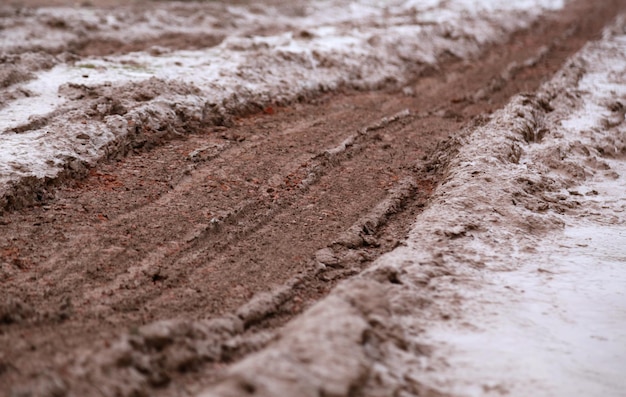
1 0 625 395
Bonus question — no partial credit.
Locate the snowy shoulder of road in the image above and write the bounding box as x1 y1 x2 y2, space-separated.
0 0 563 206
375 16 626 397
199 13 626 397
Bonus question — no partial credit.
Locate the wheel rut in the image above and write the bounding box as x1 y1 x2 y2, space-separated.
1 0 625 395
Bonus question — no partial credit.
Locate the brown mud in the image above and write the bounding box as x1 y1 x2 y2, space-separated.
1 0 625 396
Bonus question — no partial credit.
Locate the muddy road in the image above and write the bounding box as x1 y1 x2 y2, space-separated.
1 0 626 396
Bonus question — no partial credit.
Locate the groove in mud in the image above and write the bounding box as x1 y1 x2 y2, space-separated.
184 109 413 252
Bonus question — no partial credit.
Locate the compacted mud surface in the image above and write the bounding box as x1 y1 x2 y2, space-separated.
1 0 625 396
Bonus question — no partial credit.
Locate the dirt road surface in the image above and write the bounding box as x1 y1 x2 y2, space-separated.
1 0 625 396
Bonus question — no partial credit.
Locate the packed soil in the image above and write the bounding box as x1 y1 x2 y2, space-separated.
1 0 625 396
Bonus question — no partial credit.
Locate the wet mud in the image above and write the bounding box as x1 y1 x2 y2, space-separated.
1 0 625 396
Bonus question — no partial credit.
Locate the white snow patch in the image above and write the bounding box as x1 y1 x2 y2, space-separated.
424 174 626 397
0 63 143 132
